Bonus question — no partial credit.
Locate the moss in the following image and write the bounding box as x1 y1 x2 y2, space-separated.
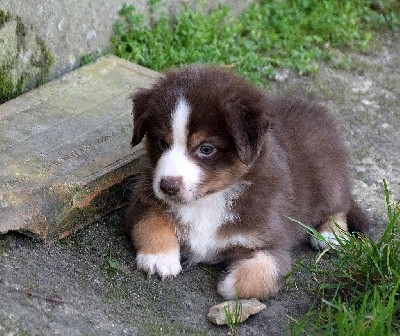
0 68 14 102
15 16 27 51
34 37 55 82
48 180 127 241
0 9 12 28
0 9 54 104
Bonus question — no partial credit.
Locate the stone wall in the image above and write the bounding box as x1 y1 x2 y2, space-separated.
0 0 252 102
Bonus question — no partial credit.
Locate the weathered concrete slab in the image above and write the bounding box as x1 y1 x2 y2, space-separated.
0 56 160 240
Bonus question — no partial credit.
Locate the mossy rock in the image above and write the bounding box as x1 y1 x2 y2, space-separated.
0 9 54 104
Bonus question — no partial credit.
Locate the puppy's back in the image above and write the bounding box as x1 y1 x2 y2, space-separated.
274 98 346 157
272 98 353 226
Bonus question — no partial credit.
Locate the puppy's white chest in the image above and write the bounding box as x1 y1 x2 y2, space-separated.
172 182 251 263
178 200 235 262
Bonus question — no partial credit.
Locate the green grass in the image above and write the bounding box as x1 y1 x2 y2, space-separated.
110 0 399 86
199 264 219 279
224 291 243 336
290 180 400 335
104 249 123 275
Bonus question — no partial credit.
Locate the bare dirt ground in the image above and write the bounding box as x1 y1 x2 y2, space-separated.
0 31 399 336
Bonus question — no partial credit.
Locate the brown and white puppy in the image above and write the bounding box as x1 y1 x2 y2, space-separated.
125 65 370 300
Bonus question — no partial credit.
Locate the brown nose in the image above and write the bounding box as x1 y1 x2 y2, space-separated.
159 176 183 196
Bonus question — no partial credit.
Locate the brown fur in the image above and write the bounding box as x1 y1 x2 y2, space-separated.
125 65 371 299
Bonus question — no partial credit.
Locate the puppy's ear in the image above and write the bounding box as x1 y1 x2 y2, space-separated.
223 92 272 165
130 88 153 147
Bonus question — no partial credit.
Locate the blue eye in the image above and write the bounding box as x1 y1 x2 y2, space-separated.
197 143 216 157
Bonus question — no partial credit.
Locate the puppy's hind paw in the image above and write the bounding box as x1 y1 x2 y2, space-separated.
312 213 349 250
310 230 348 250
136 250 182 279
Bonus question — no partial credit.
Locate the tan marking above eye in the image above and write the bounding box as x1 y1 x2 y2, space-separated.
164 132 173 146
188 132 232 153
151 128 173 147
188 131 208 150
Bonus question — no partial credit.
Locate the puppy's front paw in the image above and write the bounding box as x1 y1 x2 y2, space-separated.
136 250 182 279
217 252 281 300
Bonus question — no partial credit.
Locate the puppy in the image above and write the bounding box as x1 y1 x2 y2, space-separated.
125 65 370 299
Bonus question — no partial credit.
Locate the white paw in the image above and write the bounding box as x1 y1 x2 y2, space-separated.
217 269 238 300
136 250 182 279
311 231 347 250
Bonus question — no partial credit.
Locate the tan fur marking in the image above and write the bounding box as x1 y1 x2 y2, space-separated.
198 159 248 197
164 131 173 147
230 252 280 299
319 212 348 237
188 131 208 149
132 211 179 254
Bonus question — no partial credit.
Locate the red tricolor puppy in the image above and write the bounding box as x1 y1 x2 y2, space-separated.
125 65 370 299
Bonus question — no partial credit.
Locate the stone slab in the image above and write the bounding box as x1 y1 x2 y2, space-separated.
0 56 160 240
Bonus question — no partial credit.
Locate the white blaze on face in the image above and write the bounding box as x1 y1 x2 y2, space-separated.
153 98 203 203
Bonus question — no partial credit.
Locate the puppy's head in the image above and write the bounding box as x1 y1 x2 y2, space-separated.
131 66 273 204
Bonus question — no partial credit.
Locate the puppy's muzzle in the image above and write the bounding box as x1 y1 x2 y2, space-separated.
159 176 183 196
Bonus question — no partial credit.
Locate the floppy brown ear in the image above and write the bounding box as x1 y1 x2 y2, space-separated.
130 88 153 147
223 92 272 165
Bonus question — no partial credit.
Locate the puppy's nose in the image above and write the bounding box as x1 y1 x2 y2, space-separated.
159 176 183 196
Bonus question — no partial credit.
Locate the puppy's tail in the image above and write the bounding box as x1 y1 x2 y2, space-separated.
347 198 371 234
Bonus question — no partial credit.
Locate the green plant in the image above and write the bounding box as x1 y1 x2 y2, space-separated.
104 249 123 275
58 237 70 247
80 50 104 66
224 291 243 336
199 264 219 279
110 0 399 87
290 180 400 335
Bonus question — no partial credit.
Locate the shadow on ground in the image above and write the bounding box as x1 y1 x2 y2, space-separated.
0 32 399 335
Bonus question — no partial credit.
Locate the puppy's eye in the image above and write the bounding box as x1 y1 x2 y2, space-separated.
158 137 170 150
197 143 216 157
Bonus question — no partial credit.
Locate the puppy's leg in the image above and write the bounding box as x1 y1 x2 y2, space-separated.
311 212 348 250
132 211 181 279
217 251 291 300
